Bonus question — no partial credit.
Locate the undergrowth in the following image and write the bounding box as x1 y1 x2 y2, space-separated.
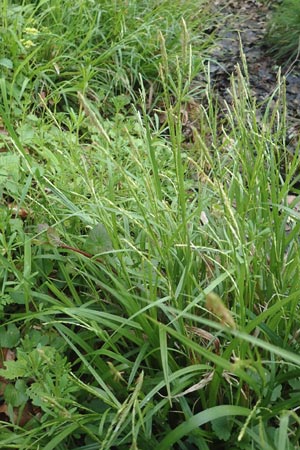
0 0 300 449
264 0 300 63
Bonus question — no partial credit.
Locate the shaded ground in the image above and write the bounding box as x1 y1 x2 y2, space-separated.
202 0 300 149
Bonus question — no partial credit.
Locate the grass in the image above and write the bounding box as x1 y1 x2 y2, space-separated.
1 0 300 449
264 0 300 63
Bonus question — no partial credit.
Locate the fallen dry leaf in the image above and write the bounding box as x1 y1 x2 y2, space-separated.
8 203 30 219
172 371 214 398
187 325 220 354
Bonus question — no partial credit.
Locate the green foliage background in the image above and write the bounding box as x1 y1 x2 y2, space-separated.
0 0 300 449
265 0 300 62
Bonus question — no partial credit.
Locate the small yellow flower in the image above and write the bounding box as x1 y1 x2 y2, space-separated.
20 39 36 48
24 27 39 35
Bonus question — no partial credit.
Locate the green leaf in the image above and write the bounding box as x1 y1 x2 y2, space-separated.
4 380 28 407
0 153 20 196
275 413 289 450
159 326 171 403
47 227 63 247
16 123 35 144
43 423 79 450
0 154 20 183
84 223 113 255
0 359 28 379
211 416 232 441
0 58 13 69
158 405 251 450
271 384 282 402
0 323 20 348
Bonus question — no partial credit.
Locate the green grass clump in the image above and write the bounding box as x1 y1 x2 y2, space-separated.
265 0 300 63
1 0 300 449
0 0 212 118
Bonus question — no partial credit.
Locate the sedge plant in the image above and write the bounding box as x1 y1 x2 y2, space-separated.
0 1 300 449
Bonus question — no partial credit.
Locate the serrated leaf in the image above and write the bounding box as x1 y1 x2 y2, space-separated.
84 223 113 255
0 359 28 379
4 380 28 407
211 416 232 441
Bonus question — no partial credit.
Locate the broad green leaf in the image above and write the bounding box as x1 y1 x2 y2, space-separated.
0 323 20 348
0 359 28 379
0 153 20 196
4 380 28 407
271 384 282 402
0 154 20 182
84 223 113 255
212 416 232 441
0 58 13 69
16 123 35 144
